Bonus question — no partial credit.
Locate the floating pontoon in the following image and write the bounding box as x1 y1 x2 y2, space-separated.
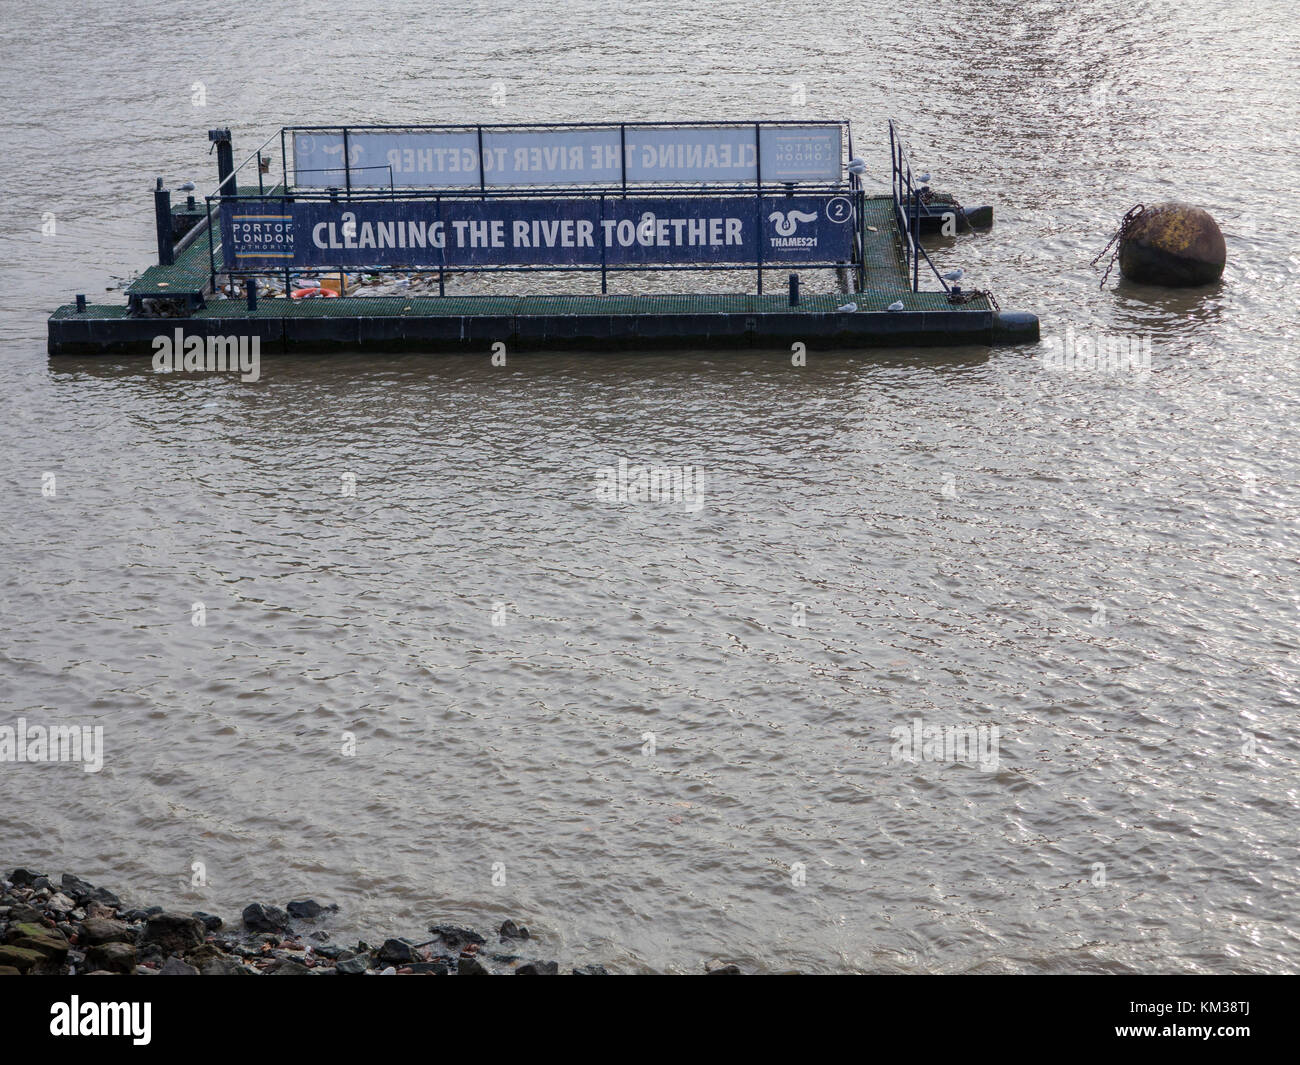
47 120 1038 355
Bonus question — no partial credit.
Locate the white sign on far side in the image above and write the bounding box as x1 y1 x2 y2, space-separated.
293 124 843 188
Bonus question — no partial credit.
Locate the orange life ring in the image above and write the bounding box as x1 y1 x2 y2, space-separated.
292 287 338 299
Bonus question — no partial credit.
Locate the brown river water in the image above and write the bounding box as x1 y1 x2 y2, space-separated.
0 0 1297 972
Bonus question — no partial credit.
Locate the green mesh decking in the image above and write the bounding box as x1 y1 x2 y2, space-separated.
125 185 274 297
125 213 222 297
857 195 912 292
96 192 988 315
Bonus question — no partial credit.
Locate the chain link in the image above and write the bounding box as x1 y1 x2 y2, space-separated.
1091 203 1145 288
947 287 1000 311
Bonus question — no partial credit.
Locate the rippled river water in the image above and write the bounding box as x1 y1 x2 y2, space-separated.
1 1 1297 972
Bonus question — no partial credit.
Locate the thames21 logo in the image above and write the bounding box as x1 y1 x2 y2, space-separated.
767 196 852 250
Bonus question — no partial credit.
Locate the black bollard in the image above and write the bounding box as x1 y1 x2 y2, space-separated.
75 294 86 313
154 178 173 266
209 128 234 200
788 273 799 307
246 278 258 311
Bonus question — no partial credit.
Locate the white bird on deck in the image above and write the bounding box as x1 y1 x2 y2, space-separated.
942 269 964 283
887 300 905 311
917 172 931 184
175 181 196 192
847 157 867 176
836 301 858 313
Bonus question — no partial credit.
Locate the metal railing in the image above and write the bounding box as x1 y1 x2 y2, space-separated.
888 119 951 294
205 184 861 298
199 120 868 297
281 119 854 195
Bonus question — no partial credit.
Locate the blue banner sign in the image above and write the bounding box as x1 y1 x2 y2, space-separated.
292 125 843 188
220 194 856 270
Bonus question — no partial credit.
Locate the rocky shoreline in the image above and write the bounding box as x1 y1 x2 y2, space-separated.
0 867 633 976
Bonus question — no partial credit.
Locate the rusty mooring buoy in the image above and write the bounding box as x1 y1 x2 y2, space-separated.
1118 202 1226 286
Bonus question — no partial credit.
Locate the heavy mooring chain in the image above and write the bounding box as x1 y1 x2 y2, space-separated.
918 186 966 216
1091 203 1145 288
947 288 1000 311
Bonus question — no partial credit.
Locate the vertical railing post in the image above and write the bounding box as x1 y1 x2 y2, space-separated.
755 122 763 296
599 192 607 294
477 127 486 199
206 196 216 292
620 124 627 197
904 153 915 286
910 166 920 292
857 187 865 290
343 128 352 199
281 128 288 191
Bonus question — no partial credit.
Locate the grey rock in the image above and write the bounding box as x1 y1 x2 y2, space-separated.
0 946 43 972
499 919 530 940
182 943 224 965
242 902 291 933
79 917 134 946
141 912 205 954
378 938 417 964
335 955 369 975
573 965 609 975
46 892 76 913
267 958 312 975
60 873 96 902
7 923 69 963
85 941 137 974
159 957 199 976
286 899 325 919
457 955 489 975
9 869 43 888
427 924 485 951
515 960 558 975
250 932 282 948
